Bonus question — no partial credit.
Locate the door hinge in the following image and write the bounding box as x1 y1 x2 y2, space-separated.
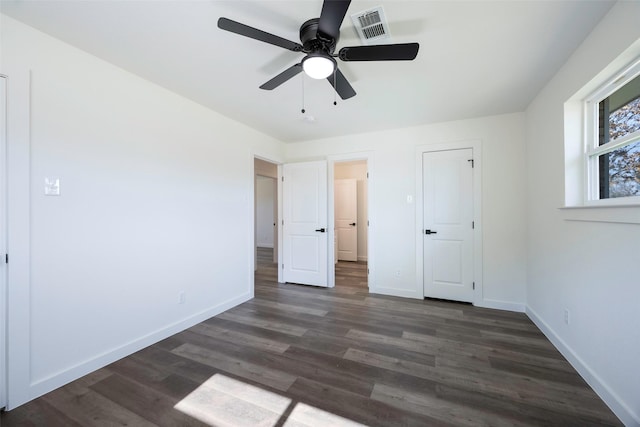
282 219 284 225
367 268 370 275
367 172 369 178
282 263 284 269
4 254 7 264
468 159 474 168
472 221 475 229
281 176 284 182
367 220 369 226
473 281 475 290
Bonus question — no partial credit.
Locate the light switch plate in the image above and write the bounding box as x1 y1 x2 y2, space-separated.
44 177 60 196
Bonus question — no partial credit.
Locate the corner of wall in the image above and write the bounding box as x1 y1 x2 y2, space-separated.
526 306 640 427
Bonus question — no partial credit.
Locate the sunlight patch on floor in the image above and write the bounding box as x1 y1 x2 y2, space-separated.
174 373 290 426
174 373 366 426
284 402 366 427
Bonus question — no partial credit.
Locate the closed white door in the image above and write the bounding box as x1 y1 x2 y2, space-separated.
283 161 328 287
423 149 474 302
335 179 358 261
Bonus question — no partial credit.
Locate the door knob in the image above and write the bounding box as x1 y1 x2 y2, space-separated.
315 228 326 233
425 229 438 235
349 222 356 226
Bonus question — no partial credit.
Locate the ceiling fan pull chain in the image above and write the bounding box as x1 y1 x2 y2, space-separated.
301 73 306 114
333 68 337 106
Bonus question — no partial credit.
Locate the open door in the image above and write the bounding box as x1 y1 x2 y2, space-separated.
282 161 328 287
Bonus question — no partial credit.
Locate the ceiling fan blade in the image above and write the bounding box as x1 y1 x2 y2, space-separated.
318 0 351 40
260 64 303 90
218 17 303 52
339 43 420 61
326 68 356 100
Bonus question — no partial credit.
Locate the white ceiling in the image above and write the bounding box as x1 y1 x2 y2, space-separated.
1 0 615 142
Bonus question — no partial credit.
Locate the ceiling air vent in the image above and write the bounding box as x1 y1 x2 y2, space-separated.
350 6 390 44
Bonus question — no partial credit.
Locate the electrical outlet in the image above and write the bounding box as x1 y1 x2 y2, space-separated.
564 309 570 325
179 292 186 305
44 177 61 196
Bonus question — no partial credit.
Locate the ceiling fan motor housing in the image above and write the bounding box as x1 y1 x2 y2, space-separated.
300 18 337 54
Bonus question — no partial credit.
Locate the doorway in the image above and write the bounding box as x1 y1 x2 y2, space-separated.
333 160 369 290
254 158 278 273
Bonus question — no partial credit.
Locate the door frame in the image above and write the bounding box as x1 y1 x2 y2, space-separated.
251 153 283 291
415 140 483 305
4 67 32 409
328 152 374 289
0 75 7 410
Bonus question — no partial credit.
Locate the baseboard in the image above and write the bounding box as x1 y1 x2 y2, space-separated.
357 256 368 262
23 292 252 408
368 286 422 300
475 298 525 313
526 306 639 427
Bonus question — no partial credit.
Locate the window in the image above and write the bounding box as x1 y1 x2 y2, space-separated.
586 59 640 203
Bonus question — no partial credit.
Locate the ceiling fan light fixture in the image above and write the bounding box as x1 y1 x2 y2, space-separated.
302 53 336 79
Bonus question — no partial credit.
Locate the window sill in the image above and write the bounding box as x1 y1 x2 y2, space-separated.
559 204 640 224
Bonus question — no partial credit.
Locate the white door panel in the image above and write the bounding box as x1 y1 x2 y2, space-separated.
335 179 357 261
0 76 6 409
423 149 474 302
283 161 328 287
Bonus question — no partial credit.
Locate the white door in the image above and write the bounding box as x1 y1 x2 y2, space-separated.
335 179 358 262
0 76 6 409
272 177 278 263
283 161 328 287
423 149 474 302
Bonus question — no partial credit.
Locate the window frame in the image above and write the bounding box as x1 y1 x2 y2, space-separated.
584 58 640 206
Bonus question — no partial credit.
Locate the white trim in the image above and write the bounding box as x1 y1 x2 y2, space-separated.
0 75 7 410
277 164 283 284
588 130 640 157
585 57 640 106
526 306 640 427
368 286 422 300
415 140 483 306
27 293 252 407
327 152 374 290
475 299 525 313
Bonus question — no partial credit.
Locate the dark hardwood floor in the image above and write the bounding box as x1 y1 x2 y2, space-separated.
1 248 621 426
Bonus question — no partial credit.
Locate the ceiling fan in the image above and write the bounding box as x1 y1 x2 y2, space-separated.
218 0 419 100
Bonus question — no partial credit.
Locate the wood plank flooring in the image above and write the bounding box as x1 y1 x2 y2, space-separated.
1 248 621 426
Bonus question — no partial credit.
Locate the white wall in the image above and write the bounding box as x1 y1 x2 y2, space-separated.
286 113 527 309
524 2 640 425
256 176 275 248
1 16 284 407
334 161 368 261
